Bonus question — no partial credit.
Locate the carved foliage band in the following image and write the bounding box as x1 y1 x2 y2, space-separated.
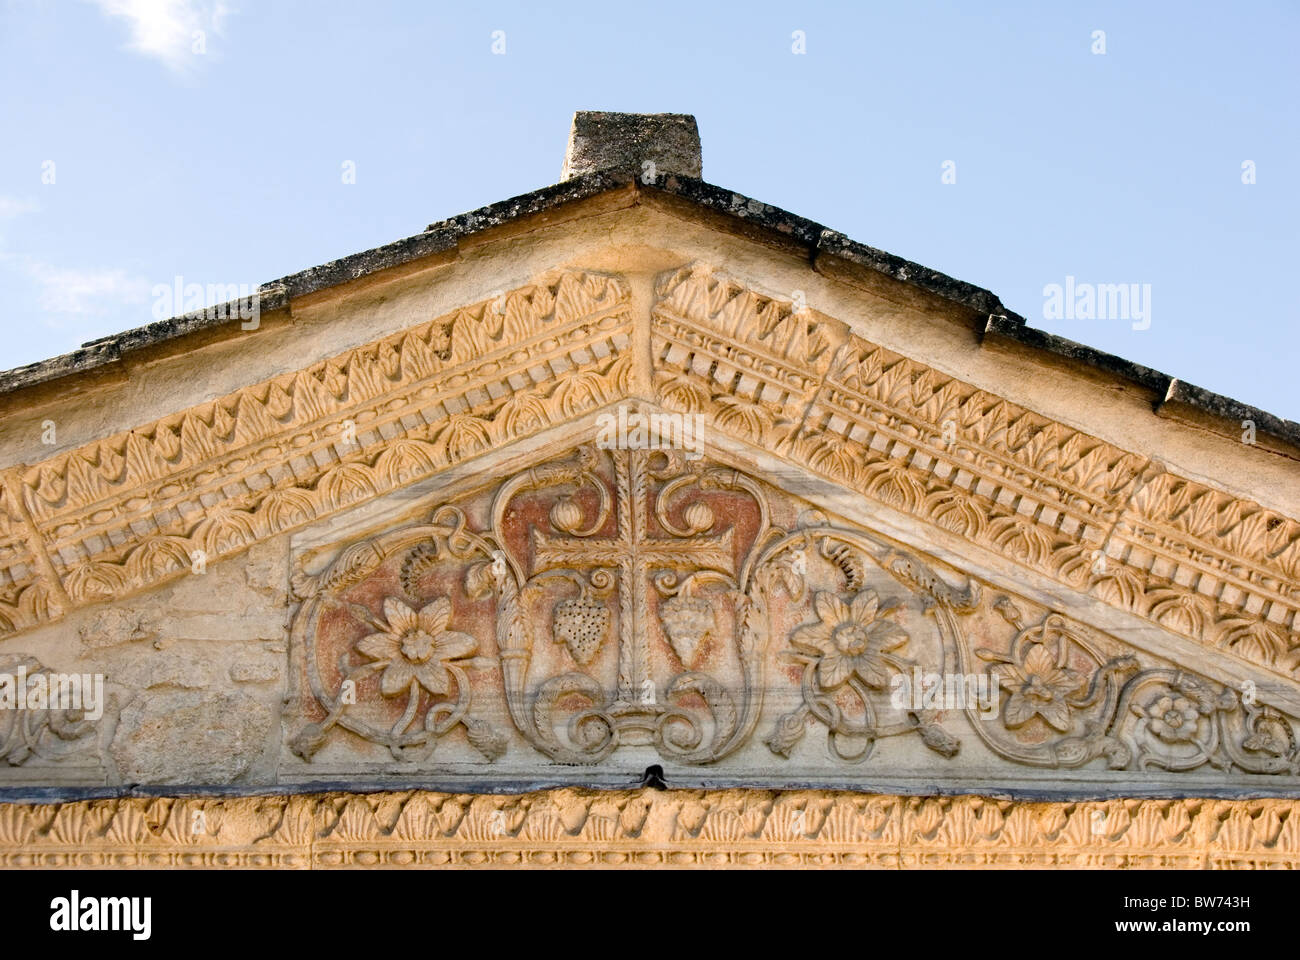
651 264 1300 677
0 271 633 636
0 790 1295 868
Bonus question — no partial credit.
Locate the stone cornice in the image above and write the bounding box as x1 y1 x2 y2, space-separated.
0 788 1294 868
3 174 1297 459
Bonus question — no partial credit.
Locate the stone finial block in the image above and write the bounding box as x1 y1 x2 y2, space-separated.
560 111 701 181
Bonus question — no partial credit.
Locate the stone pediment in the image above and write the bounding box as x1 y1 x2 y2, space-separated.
2 255 1296 797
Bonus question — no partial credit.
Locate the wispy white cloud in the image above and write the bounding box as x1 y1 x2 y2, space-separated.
1 254 151 326
0 196 40 220
0 197 38 252
0 201 149 332
84 0 231 72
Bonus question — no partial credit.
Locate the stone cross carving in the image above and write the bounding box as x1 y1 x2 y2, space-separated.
531 448 734 708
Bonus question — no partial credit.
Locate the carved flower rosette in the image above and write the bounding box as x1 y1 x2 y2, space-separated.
289 510 506 765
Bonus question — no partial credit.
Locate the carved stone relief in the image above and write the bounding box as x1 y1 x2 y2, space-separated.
0 789 1295 868
0 654 97 767
287 443 1300 788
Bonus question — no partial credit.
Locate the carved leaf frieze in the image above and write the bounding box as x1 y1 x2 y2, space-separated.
0 270 633 635
0 790 1295 868
650 263 1300 678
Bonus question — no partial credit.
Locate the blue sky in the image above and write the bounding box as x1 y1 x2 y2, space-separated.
1 0 1296 419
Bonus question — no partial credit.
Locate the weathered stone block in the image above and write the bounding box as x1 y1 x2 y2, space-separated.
110 691 275 785
561 111 701 180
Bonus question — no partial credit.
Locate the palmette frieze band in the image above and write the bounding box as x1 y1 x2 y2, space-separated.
0 789 1295 868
